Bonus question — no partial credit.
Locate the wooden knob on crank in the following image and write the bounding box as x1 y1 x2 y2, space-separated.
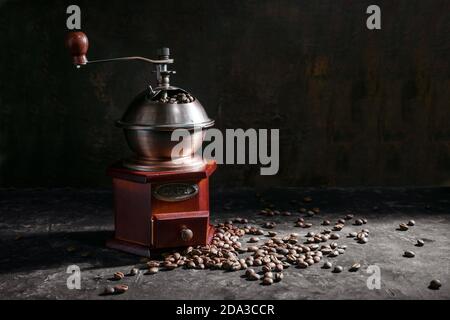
65 31 89 65
181 228 194 242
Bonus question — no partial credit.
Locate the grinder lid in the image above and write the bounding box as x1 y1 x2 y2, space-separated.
116 87 214 131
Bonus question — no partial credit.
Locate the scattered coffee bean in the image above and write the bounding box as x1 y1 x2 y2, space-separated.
248 273 260 281
349 263 361 272
268 231 277 237
263 277 274 285
330 233 340 240
263 222 276 229
407 220 415 226
362 218 367 224
147 267 159 274
113 271 125 280
429 279 442 290
322 261 332 269
345 214 354 220
113 284 129 294
103 286 115 295
147 261 160 268
333 266 343 273
322 220 331 226
129 267 139 276
416 239 425 247
358 237 368 244
249 237 260 243
399 223 409 231
348 232 357 238
354 219 363 226
404 250 415 258
307 210 315 217
282 211 292 216
274 273 284 282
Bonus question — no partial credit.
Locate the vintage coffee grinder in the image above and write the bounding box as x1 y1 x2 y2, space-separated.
66 31 216 257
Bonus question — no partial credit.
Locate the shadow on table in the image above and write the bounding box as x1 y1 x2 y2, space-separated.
0 230 140 274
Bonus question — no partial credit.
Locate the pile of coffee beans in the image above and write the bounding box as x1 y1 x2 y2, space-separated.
158 91 195 104
102 200 442 295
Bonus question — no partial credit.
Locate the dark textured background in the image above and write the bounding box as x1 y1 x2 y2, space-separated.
0 0 449 188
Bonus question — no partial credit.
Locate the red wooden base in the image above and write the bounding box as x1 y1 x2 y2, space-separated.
106 161 216 257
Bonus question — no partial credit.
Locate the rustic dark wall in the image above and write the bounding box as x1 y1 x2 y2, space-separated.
0 0 449 188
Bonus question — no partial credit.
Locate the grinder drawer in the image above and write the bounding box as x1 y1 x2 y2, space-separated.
152 211 209 248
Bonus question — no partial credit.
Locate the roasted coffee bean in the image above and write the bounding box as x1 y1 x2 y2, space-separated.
348 232 357 238
313 256 321 263
129 267 139 276
297 260 308 268
358 237 368 244
328 250 339 258
322 220 331 226
303 223 313 228
307 210 315 217
337 248 345 255
404 250 415 258
249 237 260 243
262 265 272 273
264 272 274 279
416 239 425 247
268 231 278 237
330 233 340 240
399 223 409 231
274 273 284 282
349 263 361 272
337 218 346 224
322 261 332 269
362 218 368 224
333 224 344 231
282 211 292 216
113 284 129 294
407 220 415 226
247 246 259 252
330 242 338 249
263 222 276 229
333 266 343 273
147 267 159 274
248 273 260 281
306 231 315 237
113 271 125 280
103 286 115 295
429 279 442 290
245 268 256 277
354 219 363 226
345 214 354 220
275 264 284 272
263 277 274 285
306 258 315 266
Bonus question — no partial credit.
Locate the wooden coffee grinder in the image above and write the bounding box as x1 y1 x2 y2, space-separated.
66 31 216 257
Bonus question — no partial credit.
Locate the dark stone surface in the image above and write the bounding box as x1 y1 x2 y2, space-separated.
0 187 449 299
0 0 450 188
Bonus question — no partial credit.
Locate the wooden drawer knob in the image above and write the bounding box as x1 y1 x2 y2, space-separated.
180 228 193 242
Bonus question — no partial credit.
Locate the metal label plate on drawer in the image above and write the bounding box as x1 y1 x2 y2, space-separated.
153 183 199 202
